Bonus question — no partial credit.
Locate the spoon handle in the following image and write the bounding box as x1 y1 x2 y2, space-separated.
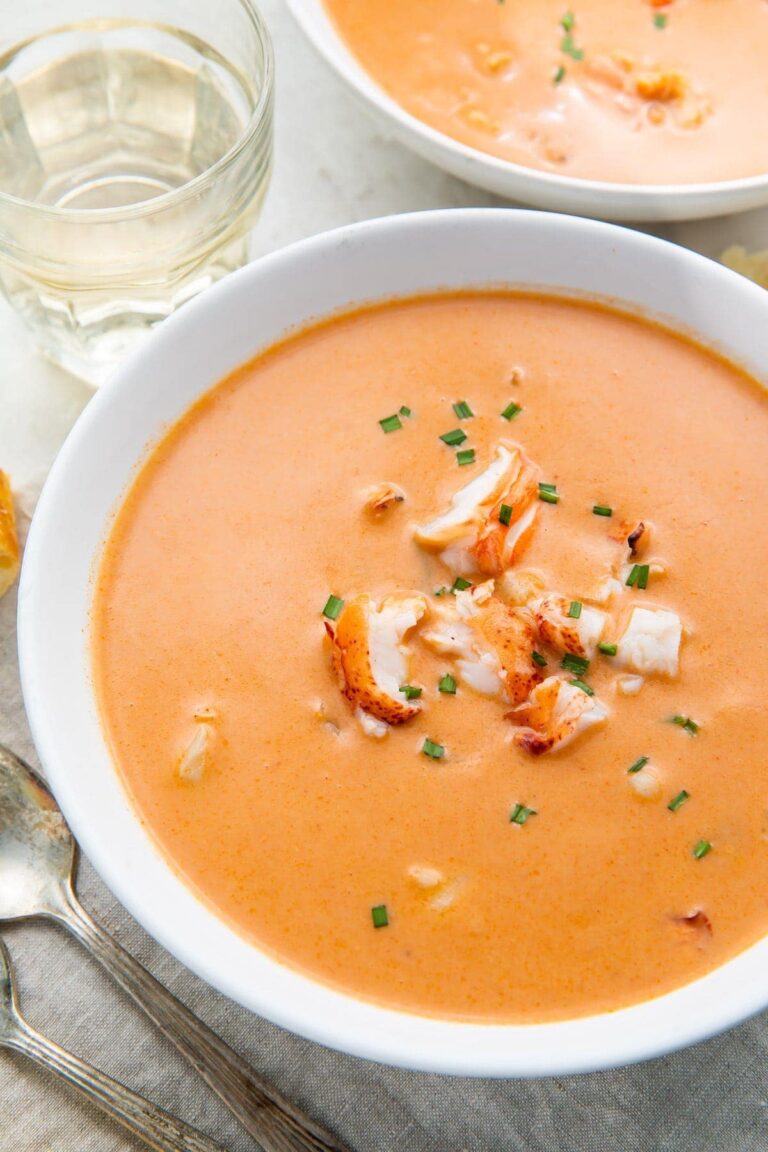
6 1018 228 1152
54 890 348 1152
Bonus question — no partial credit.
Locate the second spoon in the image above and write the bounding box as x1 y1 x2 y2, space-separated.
0 744 349 1152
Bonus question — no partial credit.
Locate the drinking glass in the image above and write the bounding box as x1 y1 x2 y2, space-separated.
0 1 273 385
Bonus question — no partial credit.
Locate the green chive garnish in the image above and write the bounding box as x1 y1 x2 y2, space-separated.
399 405 412 418
567 600 582 619
561 652 589 675
693 839 712 860
561 32 583 59
653 12 668 28
422 738 445 760
532 651 548 668
560 10 575 31
668 790 690 812
628 755 649 775
554 64 566 84
439 428 467 447
379 414 402 434
453 400 474 419
438 674 457 695
371 904 389 928
322 594 344 620
539 483 559 504
499 503 513 526
669 715 700 736
400 684 422 700
457 449 476 466
626 563 650 590
510 803 537 826
451 576 472 593
598 642 617 656
571 679 594 696
434 586 449 597
592 505 613 518
501 401 523 421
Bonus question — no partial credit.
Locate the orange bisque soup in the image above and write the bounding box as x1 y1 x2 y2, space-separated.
321 0 768 185
93 292 768 1023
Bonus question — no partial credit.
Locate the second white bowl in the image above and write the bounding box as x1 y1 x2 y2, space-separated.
287 0 768 223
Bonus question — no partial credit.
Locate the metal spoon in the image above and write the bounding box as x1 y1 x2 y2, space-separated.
0 934 228 1152
0 744 349 1152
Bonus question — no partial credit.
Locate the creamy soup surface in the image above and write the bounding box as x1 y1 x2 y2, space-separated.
322 0 768 185
93 293 768 1022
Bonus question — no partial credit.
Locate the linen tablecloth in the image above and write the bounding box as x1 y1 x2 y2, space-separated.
3 3 768 1148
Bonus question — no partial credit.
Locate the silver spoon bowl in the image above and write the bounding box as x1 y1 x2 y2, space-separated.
0 746 73 921
0 743 348 1152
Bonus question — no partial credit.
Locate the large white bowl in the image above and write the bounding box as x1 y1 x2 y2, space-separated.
17 210 768 1076
287 0 768 223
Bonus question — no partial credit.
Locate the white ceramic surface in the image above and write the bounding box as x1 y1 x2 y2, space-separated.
17 210 768 1076
286 0 768 224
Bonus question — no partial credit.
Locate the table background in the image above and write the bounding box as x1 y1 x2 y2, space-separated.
3 2 768 1148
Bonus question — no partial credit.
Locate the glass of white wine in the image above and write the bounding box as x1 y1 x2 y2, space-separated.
0 1 273 385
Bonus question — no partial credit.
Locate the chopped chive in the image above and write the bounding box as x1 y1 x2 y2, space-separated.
571 679 594 696
399 405 412 418
598 642 617 656
438 673 457 695
499 503 513 526
653 12 668 28
560 10 575 32
371 904 389 928
532 650 548 668
501 401 523 421
553 64 567 84
628 755 649 775
669 715 700 736
400 684 422 700
457 449 476 467
567 600 582 619
434 586 449 597
592 504 613 518
626 563 650 590
668 789 690 813
451 576 472 593
379 414 402 434
560 32 584 60
538 483 560 504
561 652 590 675
693 839 712 860
453 400 474 420
322 594 344 620
439 428 467 447
422 738 445 760
510 803 537 826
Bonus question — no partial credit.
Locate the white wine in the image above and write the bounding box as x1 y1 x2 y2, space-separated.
0 17 273 383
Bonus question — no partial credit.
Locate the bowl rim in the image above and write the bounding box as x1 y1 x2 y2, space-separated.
17 208 768 1077
285 0 768 207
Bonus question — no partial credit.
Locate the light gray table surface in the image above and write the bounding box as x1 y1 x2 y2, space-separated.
3 2 768 1149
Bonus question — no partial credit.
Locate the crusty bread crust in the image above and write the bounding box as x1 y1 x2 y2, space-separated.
0 471 20 600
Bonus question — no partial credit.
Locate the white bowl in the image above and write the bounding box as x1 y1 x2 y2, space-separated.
17 210 768 1076
287 0 768 223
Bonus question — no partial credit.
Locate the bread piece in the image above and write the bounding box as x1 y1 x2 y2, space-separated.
0 471 20 599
